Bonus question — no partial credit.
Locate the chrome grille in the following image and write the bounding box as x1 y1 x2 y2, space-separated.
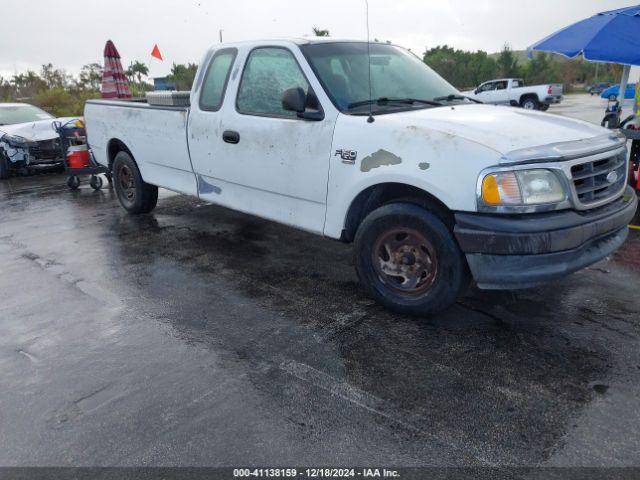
570 152 626 207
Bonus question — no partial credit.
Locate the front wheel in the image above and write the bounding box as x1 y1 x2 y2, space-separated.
354 203 469 316
112 151 158 214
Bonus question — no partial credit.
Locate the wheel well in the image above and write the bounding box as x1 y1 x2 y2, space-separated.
341 183 454 243
520 94 539 105
107 139 132 171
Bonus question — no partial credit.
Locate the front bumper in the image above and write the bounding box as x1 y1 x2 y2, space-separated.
454 187 638 289
0 138 62 166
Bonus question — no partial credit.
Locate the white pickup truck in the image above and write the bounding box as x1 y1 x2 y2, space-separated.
85 39 636 315
463 78 563 111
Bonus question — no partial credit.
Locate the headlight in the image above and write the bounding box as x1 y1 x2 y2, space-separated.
480 169 566 207
2 134 31 147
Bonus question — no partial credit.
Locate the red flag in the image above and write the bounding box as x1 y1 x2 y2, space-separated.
151 44 163 61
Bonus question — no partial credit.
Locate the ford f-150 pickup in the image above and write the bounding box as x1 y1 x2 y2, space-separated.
463 78 563 111
84 39 637 315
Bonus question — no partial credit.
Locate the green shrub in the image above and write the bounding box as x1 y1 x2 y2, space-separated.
33 88 100 117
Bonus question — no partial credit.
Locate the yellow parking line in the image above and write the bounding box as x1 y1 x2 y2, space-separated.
630 225 640 231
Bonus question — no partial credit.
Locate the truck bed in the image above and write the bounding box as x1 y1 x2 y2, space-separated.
85 99 197 196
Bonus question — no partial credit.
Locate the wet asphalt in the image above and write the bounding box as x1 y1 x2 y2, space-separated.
1 96 640 467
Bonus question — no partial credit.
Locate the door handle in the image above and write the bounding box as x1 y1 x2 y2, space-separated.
223 130 240 144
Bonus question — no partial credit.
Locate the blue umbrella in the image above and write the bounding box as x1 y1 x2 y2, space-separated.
528 5 640 104
529 5 640 65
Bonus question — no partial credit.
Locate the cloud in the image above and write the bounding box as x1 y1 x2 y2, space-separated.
1 0 639 78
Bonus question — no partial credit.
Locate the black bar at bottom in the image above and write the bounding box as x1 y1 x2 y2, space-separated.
1 468 640 480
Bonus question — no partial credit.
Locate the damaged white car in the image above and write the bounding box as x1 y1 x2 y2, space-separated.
0 103 80 179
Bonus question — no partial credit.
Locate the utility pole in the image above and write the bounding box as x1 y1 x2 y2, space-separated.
219 30 223 43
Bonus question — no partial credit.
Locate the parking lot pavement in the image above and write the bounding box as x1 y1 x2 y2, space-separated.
550 93 636 126
1 100 639 467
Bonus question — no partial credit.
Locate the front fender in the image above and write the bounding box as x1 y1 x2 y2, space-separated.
324 113 500 238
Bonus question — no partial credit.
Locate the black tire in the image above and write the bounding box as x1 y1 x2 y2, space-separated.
90 175 103 191
0 153 10 180
540 104 550 112
67 175 80 190
354 203 469 316
112 151 158 214
521 96 539 110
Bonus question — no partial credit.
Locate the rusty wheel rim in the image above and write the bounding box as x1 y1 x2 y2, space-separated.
117 164 136 204
372 227 438 295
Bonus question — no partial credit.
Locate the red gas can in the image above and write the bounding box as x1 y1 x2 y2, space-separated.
66 145 90 169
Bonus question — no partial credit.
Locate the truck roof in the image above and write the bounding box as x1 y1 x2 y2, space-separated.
210 38 395 48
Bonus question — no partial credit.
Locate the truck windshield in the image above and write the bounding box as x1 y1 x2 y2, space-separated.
300 42 461 114
0 104 53 126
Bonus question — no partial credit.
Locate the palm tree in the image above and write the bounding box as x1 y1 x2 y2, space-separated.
312 27 330 37
126 61 149 86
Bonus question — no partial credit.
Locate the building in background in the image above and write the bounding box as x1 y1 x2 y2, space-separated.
153 77 176 91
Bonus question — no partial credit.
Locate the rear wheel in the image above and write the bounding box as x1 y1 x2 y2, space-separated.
354 203 468 316
540 104 550 112
112 151 158 214
521 97 539 110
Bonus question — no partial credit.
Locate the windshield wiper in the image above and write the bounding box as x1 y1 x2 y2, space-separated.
347 97 443 109
433 94 482 104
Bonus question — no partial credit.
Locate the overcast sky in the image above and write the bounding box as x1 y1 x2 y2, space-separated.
1 0 639 80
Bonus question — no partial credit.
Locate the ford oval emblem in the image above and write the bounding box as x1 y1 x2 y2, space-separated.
606 171 619 184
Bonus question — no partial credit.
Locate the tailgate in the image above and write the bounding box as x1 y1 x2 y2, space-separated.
548 84 563 96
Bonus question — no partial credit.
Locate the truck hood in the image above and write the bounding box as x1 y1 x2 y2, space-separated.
0 117 77 142
388 104 616 162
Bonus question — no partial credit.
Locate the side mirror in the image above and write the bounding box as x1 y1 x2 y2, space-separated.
282 87 324 121
475 88 480 95
282 87 306 113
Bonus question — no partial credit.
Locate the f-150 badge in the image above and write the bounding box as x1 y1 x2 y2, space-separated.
335 149 358 164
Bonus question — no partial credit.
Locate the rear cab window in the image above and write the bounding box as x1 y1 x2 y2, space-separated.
199 48 237 111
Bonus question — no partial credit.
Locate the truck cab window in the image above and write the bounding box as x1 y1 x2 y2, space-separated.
200 48 237 111
480 82 495 92
237 47 311 117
